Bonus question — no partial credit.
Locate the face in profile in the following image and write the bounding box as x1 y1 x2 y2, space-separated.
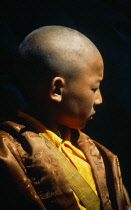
57 51 104 130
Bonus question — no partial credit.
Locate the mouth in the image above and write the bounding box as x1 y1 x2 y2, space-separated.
88 111 96 121
87 115 93 121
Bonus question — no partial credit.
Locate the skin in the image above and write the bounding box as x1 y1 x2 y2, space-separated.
48 50 103 133
19 26 104 136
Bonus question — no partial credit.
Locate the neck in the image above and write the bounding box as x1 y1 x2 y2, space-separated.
18 109 79 146
22 106 66 137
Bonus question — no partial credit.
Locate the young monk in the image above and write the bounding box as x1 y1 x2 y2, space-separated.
0 25 130 210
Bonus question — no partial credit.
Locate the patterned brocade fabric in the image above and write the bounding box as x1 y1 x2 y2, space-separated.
42 128 98 210
18 111 98 210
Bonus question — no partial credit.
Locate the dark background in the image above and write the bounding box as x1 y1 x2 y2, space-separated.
0 0 131 198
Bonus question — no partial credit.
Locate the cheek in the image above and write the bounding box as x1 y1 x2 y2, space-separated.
62 88 94 117
69 94 93 116
58 94 94 129
79 94 95 116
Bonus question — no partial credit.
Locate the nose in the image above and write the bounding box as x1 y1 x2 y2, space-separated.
94 89 102 105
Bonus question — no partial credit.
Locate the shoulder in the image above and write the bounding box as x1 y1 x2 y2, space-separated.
0 121 22 151
0 120 40 160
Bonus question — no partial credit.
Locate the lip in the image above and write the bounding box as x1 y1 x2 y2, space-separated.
87 111 96 121
91 110 96 117
93 110 96 115
88 116 93 121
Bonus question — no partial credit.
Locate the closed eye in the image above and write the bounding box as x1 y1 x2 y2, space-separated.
91 88 98 92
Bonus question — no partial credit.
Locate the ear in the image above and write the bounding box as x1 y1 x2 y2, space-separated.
49 77 65 102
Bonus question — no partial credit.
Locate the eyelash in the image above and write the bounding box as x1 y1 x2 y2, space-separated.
92 88 98 92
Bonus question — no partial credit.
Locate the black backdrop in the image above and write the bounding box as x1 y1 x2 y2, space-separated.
0 0 131 197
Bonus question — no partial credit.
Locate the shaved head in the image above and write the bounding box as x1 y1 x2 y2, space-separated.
18 25 100 82
15 25 104 130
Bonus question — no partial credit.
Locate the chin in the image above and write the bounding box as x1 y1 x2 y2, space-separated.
77 122 87 130
68 124 84 130
66 119 88 130
78 118 92 130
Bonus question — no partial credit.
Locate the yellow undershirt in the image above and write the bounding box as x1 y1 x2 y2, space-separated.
18 111 98 210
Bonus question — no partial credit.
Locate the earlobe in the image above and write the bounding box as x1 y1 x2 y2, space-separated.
50 77 65 102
